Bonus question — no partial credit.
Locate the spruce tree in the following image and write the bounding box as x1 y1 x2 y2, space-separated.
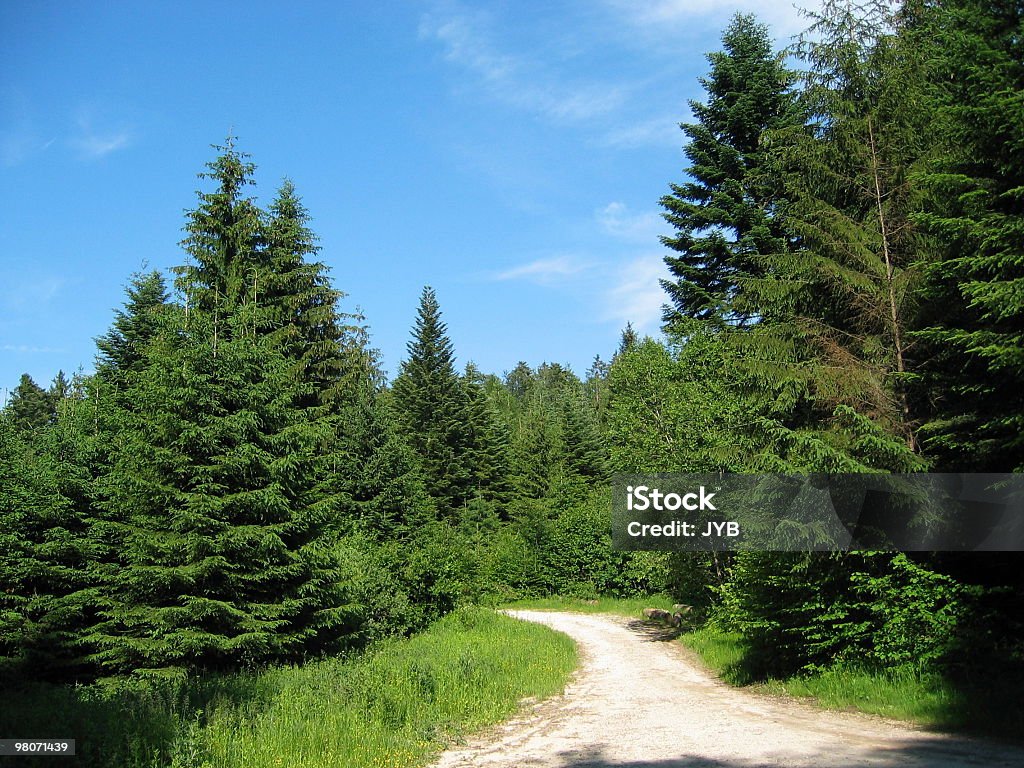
93 145 353 674
462 363 513 509
913 0 1024 471
177 138 264 329
660 13 802 329
391 287 472 516
262 180 349 404
725 0 929 472
5 374 54 432
333 321 433 538
0 410 99 679
95 270 170 390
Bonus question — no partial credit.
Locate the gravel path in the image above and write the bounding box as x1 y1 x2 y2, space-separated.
430 610 1024 768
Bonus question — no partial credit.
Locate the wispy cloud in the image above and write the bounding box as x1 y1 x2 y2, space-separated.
70 109 132 159
604 0 819 40
602 254 669 332
420 6 627 123
2 343 68 354
493 255 592 285
598 114 683 149
1 276 62 310
597 202 665 243
490 248 668 334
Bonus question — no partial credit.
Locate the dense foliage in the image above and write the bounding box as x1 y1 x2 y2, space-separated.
1 1 1020 726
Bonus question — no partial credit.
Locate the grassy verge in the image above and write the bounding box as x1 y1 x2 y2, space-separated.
0 608 577 768
682 625 1024 741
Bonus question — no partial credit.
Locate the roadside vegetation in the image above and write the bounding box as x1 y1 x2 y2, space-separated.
684 623 1024 741
3 1 1022 764
0 608 576 768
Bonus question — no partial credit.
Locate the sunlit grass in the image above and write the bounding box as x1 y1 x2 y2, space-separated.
681 624 1024 740
0 608 577 768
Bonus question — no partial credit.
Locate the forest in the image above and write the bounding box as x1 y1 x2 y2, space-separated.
1 0 1022 763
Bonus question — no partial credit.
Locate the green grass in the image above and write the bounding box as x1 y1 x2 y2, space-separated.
680 625 1024 741
0 608 577 768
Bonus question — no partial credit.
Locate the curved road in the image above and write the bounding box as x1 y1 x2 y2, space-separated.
431 610 1024 768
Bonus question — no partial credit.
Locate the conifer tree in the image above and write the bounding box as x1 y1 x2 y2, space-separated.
262 180 349 405
462 363 513 508
391 287 472 516
727 0 929 471
558 388 607 484
660 13 802 329
176 137 264 345
5 374 54 432
913 0 1024 471
95 270 169 390
0 410 99 678
332 321 433 538
93 145 353 674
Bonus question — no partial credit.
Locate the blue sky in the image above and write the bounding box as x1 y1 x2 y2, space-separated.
0 0 814 396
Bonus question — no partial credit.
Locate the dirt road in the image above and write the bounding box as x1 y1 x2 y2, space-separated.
431 610 1024 768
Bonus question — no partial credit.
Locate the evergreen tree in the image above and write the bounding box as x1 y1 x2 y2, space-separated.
391 287 472 516
95 270 169 390
47 371 70 404
0 412 97 679
334 322 433 538
262 180 349 405
614 324 639 359
558 388 607 484
176 137 263 346
724 0 928 472
5 374 54 432
913 0 1024 471
92 146 353 674
660 13 802 329
584 355 611 429
462 363 513 509
95 307 351 674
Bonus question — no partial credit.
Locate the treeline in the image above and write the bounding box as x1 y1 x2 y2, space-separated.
2 0 1021 694
0 143 659 683
615 0 1023 680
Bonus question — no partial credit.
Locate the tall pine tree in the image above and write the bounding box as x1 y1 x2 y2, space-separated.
660 13 802 329
391 287 472 517
93 144 352 674
913 0 1024 471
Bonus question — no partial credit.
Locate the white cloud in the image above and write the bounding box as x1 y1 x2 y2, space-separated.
2 343 67 354
604 0 819 40
1 276 62 310
493 255 591 285
70 109 132 159
420 6 627 123
73 130 130 159
598 202 665 243
598 114 683 149
490 248 669 334
603 253 669 333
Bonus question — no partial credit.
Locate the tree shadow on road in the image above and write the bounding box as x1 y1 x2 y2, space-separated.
624 619 683 643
